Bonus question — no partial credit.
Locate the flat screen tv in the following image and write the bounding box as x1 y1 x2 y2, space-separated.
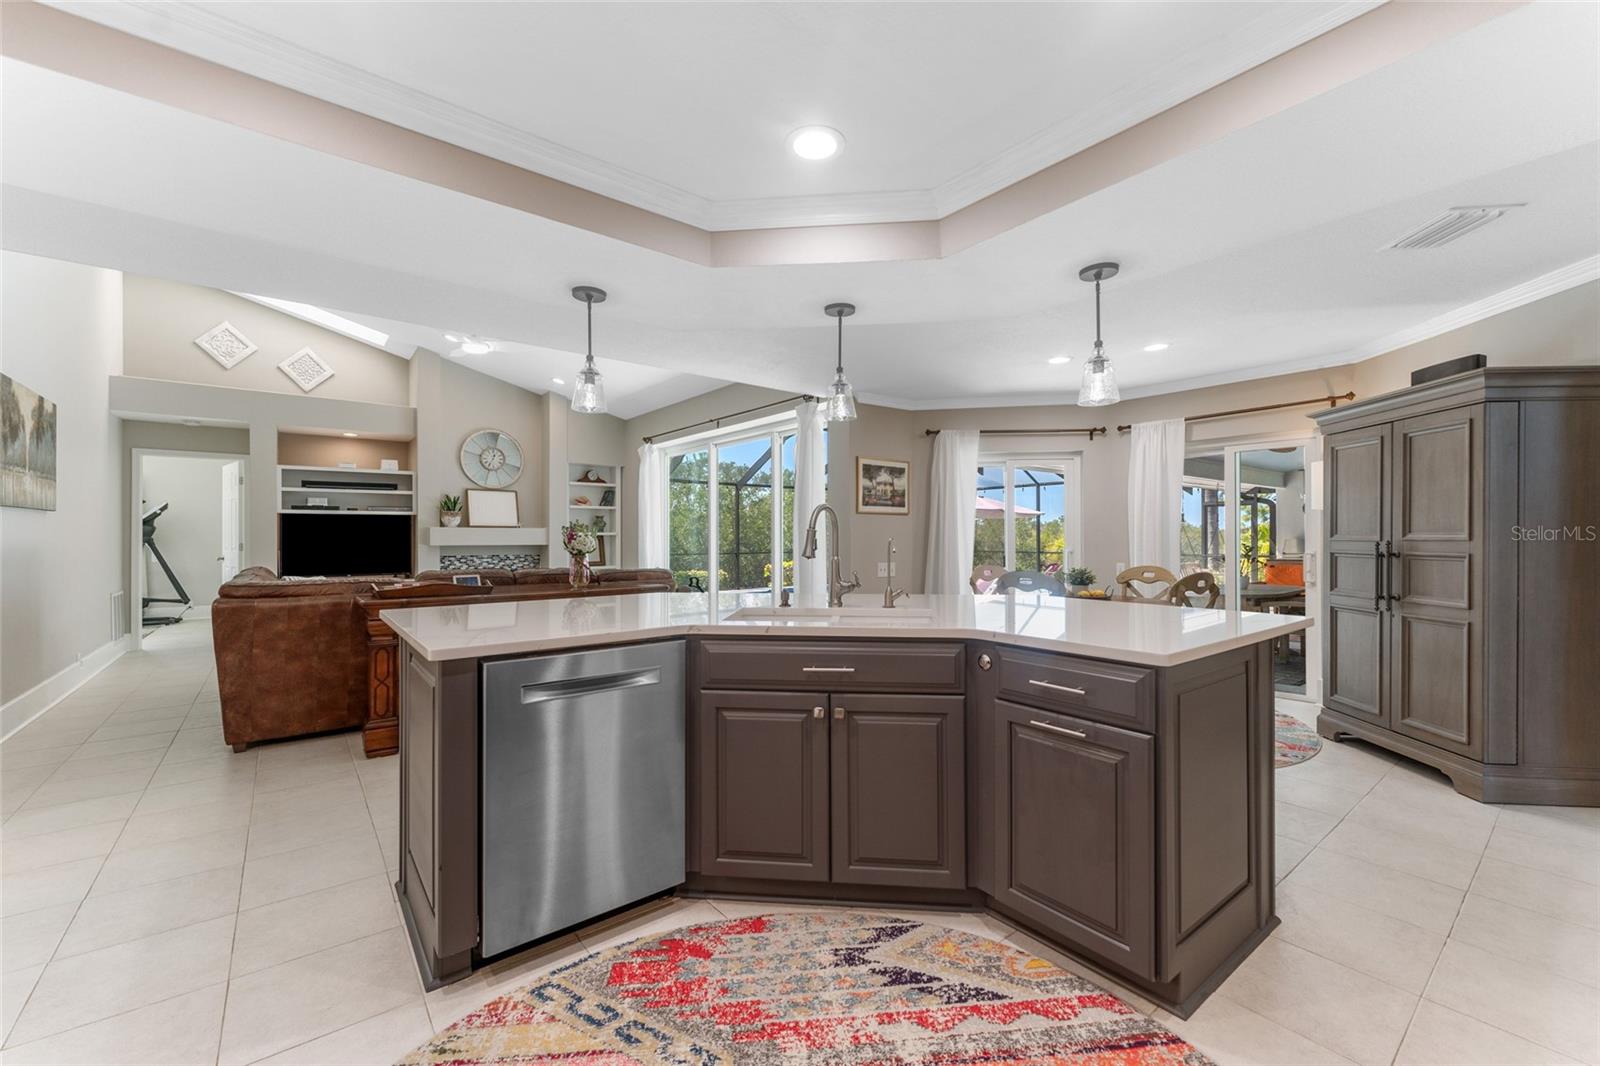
279 514 412 577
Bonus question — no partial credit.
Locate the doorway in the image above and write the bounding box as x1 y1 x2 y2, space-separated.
131 449 246 646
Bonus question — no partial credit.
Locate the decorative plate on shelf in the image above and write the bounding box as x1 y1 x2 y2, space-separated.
460 429 523 488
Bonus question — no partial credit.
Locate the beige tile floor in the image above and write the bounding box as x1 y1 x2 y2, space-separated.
2 620 1596 1064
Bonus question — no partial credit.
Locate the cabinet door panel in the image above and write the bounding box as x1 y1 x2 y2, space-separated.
698 691 829 881
1323 426 1390 724
992 701 1154 978
831 694 964 888
1390 408 1482 758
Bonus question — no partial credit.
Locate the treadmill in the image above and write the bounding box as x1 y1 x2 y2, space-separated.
141 502 190 626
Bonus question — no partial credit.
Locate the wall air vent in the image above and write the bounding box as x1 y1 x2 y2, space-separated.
1384 204 1524 250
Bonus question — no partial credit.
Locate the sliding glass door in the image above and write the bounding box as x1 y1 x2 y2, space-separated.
974 458 1080 574
665 420 807 600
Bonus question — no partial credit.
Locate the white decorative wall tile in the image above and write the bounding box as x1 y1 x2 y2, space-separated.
277 348 334 393
193 322 257 369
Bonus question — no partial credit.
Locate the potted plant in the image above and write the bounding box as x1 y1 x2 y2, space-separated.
562 521 600 588
1065 566 1097 595
439 494 463 527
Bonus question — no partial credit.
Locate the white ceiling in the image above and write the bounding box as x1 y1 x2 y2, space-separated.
50 0 1374 229
3 2 1597 418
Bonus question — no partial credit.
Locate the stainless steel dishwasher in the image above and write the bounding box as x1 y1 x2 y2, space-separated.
480 641 685 957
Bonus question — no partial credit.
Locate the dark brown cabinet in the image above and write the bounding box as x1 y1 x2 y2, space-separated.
696 690 830 881
831 694 965 889
991 700 1155 978
1316 368 1600 804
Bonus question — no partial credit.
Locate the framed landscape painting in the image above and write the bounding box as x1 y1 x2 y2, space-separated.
1 373 57 511
856 457 909 515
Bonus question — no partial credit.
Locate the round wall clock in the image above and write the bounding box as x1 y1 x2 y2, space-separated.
460 429 523 488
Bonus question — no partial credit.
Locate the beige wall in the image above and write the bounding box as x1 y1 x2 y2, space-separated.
1352 280 1598 397
410 350 548 568
1 252 125 707
122 275 410 406
277 432 409 470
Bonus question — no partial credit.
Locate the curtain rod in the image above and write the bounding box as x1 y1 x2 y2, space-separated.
1115 392 1355 433
642 394 817 444
923 427 1107 440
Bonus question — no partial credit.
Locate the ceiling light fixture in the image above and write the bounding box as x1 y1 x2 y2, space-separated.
822 302 858 423
444 333 464 343
1143 342 1170 353
551 377 565 386
459 340 492 355
788 126 843 161
1076 262 1122 407
1048 356 1072 365
570 286 608 415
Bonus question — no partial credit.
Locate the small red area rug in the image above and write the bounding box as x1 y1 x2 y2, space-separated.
399 910 1212 1065
1274 712 1323 768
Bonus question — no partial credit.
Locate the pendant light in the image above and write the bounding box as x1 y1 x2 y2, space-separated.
569 285 608 415
1076 262 1121 407
823 302 858 423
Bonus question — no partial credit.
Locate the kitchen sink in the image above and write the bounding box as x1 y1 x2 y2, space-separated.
725 605 939 625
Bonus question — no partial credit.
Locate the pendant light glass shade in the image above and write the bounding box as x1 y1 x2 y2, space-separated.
1075 262 1122 407
822 302 858 423
1077 344 1120 406
569 286 608 415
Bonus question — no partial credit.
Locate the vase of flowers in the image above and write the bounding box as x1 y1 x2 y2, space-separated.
439 494 463 528
562 522 599 588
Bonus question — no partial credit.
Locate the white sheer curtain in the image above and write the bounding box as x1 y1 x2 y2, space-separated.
1127 419 1186 572
923 429 981 594
790 401 828 606
636 442 668 571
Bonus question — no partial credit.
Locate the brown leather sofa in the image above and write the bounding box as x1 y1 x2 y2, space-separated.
212 566 675 756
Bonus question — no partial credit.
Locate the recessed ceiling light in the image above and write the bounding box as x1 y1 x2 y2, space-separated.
341 432 359 438
551 377 565 386
459 340 492 355
1143 342 1170 352
444 333 464 343
788 126 843 161
1048 356 1072 365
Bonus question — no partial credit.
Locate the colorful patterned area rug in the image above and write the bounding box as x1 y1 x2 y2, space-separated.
400 911 1212 1065
1275 712 1322 768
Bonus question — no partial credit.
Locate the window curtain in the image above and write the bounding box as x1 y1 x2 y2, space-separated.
1127 419 1186 572
636 442 668 571
923 429 981 594
790 400 827 606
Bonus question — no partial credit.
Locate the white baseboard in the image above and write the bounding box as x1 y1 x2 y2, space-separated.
1 636 132 741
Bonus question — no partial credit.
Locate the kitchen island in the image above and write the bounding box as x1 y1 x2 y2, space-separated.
384 591 1309 1017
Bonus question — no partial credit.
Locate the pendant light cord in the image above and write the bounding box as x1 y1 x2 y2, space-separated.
585 295 594 369
836 313 844 374
1094 278 1103 351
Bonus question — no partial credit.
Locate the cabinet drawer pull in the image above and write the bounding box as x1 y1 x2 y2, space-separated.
1029 719 1088 739
812 706 825 719
1028 679 1087 696
833 706 844 719
802 666 856 673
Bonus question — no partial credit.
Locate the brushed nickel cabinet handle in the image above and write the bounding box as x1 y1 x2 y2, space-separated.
1030 719 1087 739
812 706 824 719
802 666 856 673
833 706 844 719
1028 679 1087 696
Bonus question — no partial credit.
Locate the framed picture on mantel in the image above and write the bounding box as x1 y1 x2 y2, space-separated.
856 457 910 515
465 488 519 527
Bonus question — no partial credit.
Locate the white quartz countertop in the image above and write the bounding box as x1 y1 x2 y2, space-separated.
381 591 1312 669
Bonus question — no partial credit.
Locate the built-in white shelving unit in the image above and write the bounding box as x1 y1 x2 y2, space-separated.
567 461 621 569
278 465 415 515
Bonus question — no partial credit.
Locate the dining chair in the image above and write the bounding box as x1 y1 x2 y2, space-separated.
1116 564 1177 601
970 563 1005 594
1166 571 1221 608
994 570 1066 597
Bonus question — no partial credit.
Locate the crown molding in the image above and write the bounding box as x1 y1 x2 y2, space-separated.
855 258 1599 412
46 0 1376 232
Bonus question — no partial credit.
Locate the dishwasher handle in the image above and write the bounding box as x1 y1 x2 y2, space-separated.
519 667 662 704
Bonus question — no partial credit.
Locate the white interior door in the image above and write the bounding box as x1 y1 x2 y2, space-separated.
220 461 242 583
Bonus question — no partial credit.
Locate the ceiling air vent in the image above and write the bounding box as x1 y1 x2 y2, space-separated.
1384 204 1524 250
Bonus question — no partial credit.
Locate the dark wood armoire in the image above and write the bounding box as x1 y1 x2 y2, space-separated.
1314 366 1599 806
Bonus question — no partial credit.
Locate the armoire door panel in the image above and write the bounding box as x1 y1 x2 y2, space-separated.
1392 611 1480 757
1400 553 1471 610
1327 550 1379 601
1327 430 1387 543
1326 604 1384 723
1396 417 1474 541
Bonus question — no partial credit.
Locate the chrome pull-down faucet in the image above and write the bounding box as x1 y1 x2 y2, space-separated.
801 503 860 608
882 538 907 608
